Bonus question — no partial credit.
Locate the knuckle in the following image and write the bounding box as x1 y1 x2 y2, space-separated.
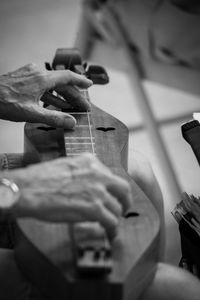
75 154 113 181
25 63 43 75
94 183 107 197
26 63 37 71
65 69 71 76
93 185 115 209
80 154 99 172
92 198 104 215
24 63 47 86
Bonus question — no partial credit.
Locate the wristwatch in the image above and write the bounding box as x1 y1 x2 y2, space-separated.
0 178 20 210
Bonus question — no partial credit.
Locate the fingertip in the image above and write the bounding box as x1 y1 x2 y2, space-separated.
87 79 93 87
63 114 77 129
80 78 93 89
77 73 93 88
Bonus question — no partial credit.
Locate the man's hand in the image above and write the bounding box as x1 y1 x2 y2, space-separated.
5 154 132 236
0 64 92 129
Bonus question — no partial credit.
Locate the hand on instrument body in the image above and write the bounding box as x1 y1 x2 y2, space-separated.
0 64 92 128
5 154 132 236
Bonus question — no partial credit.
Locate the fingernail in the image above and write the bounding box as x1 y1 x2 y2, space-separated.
64 115 76 129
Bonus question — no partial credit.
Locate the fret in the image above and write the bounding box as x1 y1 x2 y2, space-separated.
65 127 92 137
69 112 91 115
67 153 97 156
65 143 95 153
76 125 93 127
66 150 95 154
65 138 95 145
87 109 95 154
65 142 95 145
64 137 95 139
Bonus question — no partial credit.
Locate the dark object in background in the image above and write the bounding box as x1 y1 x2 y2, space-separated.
179 219 200 278
172 0 200 14
178 119 200 278
181 120 200 166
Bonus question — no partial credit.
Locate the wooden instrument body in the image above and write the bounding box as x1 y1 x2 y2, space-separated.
15 105 160 300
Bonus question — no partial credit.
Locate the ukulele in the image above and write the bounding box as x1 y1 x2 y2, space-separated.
15 49 160 300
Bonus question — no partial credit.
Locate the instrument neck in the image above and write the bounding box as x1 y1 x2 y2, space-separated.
64 89 96 157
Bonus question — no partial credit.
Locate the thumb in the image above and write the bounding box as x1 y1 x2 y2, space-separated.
31 106 76 129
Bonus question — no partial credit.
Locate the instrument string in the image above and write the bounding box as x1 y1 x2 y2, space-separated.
83 89 95 155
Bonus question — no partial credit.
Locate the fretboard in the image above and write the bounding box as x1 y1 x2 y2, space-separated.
64 90 96 157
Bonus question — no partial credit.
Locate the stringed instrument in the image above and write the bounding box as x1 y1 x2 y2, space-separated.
14 49 160 300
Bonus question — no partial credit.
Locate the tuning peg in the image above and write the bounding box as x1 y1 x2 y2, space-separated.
86 65 109 84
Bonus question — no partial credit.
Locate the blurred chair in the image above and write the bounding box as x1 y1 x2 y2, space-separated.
75 0 200 201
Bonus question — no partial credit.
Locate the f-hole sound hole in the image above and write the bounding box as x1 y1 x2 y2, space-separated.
96 127 115 132
124 211 140 218
37 126 56 131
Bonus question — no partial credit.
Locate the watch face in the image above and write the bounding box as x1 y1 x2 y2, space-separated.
0 185 16 208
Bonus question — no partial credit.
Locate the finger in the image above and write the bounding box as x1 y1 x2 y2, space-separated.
99 187 122 218
41 91 73 110
94 203 119 239
76 183 122 219
106 176 132 213
46 70 93 90
27 105 76 129
69 198 119 238
55 85 90 111
73 222 106 243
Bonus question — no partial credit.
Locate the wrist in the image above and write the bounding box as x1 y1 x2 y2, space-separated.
0 169 29 218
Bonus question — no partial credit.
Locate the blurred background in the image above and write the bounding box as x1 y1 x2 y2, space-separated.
1 0 200 265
